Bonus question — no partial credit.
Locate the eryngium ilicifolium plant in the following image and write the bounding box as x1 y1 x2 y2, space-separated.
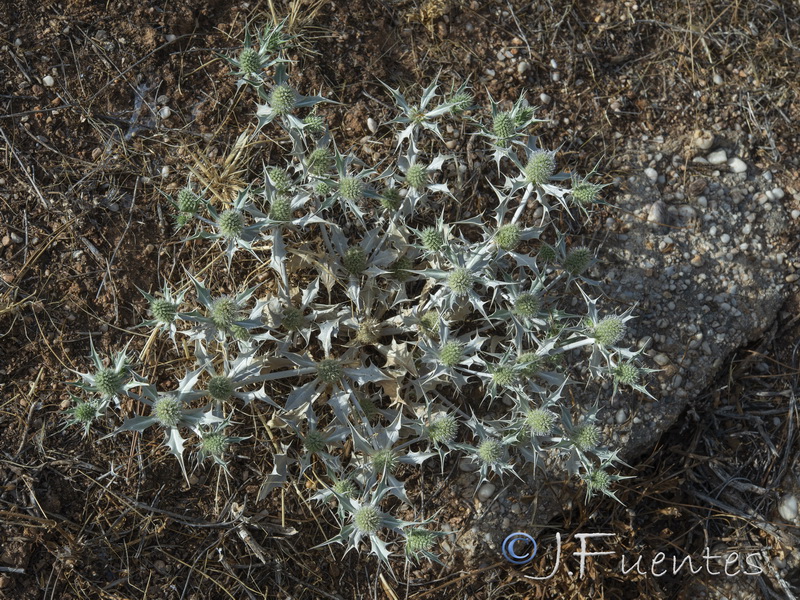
63 20 654 568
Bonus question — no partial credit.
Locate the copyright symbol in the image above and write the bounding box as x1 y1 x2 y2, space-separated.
502 532 537 565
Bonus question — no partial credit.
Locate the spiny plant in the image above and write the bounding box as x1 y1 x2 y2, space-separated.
63 19 654 571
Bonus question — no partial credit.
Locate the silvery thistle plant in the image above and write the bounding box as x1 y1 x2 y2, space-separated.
109 368 220 483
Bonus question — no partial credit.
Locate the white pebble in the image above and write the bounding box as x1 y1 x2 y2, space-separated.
720 233 731 244
653 353 670 367
517 61 530 75
43 75 55 87
551 72 559 82
539 93 551 104
644 167 658 183
728 157 747 173
778 494 798 521
550 59 558 69
159 106 171 119
707 149 727 165
477 483 496 502
692 129 714 150
772 187 785 200
615 409 627 424
713 73 723 85
161 165 170 178
367 117 377 134
791 210 800 220
165 34 177 43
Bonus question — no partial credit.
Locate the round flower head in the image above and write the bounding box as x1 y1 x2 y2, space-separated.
317 359 343 384
492 365 517 387
354 505 381 534
73 401 98 424
356 318 380 345
303 114 326 135
563 246 592 276
270 196 292 222
304 430 326 454
150 298 178 324
281 306 305 331
438 341 464 368
406 529 436 554
358 396 378 420
572 424 601 451
217 209 245 239
516 352 541 377
339 176 363 201
94 367 127 397
208 375 234 402
315 180 332 197
390 256 413 282
229 324 250 341
380 187 402 211
449 90 474 113
371 448 397 474
613 362 640 387
495 223 521 251
269 168 292 194
493 111 515 141
513 293 540 318
593 316 626 346
405 163 428 191
153 395 181 428
524 150 556 185
477 439 503 465
201 432 228 456
342 245 367 275
177 187 202 214
586 468 611 494
238 48 261 74
419 311 441 336
210 297 238 330
538 243 557 263
421 227 444 252
525 409 556 436
572 179 603 205
270 84 296 115
448 267 474 295
428 414 458 444
307 148 333 176
333 478 357 497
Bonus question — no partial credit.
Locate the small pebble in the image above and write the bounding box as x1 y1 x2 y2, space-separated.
517 61 530 75
778 494 798 521
159 106 171 119
720 233 731 244
692 129 714 151
539 93 551 104
161 165 170 178
165 34 177 43
477 483 496 502
772 187 785 200
786 274 799 283
653 353 670 367
728 157 747 173
43 75 54 87
713 73 723 85
615 409 627 424
791 210 800 220
690 254 704 267
459 458 478 472
367 117 377 134
644 167 658 183
707 149 727 165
